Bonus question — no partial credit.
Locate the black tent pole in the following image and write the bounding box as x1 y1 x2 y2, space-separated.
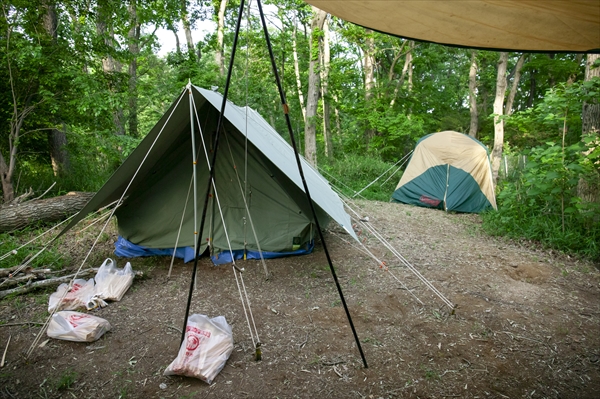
255 0 368 369
181 0 246 345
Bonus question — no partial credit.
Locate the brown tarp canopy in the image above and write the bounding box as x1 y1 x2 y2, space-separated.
305 1 600 52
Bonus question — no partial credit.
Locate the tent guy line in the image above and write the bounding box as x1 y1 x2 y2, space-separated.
334 188 455 311
25 90 189 359
256 0 368 368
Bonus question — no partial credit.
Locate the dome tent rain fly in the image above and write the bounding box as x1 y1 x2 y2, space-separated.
392 131 497 213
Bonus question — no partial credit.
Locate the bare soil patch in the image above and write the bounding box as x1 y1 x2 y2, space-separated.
1 200 599 399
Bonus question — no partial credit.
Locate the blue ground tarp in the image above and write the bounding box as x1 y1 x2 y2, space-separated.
114 236 314 265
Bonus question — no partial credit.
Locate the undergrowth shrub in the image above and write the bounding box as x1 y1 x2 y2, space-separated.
319 154 401 201
483 138 600 261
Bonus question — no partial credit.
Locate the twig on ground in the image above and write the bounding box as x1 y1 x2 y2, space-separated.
167 324 182 334
0 322 44 327
1 335 11 367
322 360 346 366
297 333 308 351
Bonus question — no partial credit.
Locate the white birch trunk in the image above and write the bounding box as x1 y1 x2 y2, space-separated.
491 52 509 183
504 53 526 116
363 30 376 146
468 50 478 138
304 7 326 167
320 17 333 159
292 20 306 122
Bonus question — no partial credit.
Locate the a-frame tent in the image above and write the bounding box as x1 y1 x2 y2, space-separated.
58 85 357 264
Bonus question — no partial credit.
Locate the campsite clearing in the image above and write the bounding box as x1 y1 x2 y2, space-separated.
0 200 598 398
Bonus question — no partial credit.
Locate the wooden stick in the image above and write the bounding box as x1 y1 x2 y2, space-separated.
1 335 11 367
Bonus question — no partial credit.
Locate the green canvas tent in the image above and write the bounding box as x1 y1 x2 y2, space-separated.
392 131 497 213
59 85 357 264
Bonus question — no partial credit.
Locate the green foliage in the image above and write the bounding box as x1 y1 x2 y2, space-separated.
55 369 78 391
483 138 600 261
0 229 69 271
505 78 600 149
320 154 400 201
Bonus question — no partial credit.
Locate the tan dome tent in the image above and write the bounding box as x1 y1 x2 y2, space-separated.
392 131 497 213
304 1 599 52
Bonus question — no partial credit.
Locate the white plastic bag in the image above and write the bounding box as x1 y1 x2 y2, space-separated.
164 314 234 384
48 278 96 313
47 311 111 342
94 258 134 302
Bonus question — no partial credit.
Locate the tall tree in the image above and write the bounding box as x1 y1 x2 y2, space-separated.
388 40 408 108
578 53 600 203
468 50 478 137
504 53 526 116
320 15 332 159
96 0 125 135
181 0 195 58
491 52 509 182
291 17 306 122
304 6 326 166
215 0 228 76
42 0 70 176
127 0 140 138
362 29 376 147
582 54 600 138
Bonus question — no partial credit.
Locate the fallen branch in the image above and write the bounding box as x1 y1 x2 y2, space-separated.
0 269 53 289
0 268 144 299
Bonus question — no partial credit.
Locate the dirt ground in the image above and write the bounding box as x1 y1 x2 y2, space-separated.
1 199 599 399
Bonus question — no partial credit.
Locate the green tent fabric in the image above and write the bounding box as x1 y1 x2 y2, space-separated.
304 1 599 52
392 131 497 213
58 85 357 260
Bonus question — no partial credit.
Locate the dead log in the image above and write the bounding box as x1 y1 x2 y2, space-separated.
0 269 53 289
0 267 144 299
0 192 94 233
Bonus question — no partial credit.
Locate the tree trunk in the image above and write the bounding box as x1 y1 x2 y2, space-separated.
128 0 140 138
169 25 181 54
216 0 228 76
0 192 94 232
181 0 195 57
504 53 526 116
96 0 125 136
363 29 376 147
332 92 342 137
388 40 408 108
527 69 536 108
320 16 333 160
292 19 306 122
582 54 600 137
43 1 70 175
491 52 509 183
468 50 479 138
406 41 414 116
578 54 600 203
304 7 326 167
48 125 70 176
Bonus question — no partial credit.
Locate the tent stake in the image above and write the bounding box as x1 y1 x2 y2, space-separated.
256 0 368 369
181 0 246 345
